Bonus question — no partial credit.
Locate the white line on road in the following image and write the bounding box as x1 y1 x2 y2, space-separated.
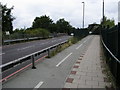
34 81 44 89
83 40 87 43
76 37 90 50
76 44 83 50
52 40 56 42
56 53 72 67
0 53 5 55
17 45 35 51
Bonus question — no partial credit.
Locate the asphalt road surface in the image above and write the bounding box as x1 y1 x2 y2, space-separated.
2 36 70 64
3 35 94 88
1 36 71 79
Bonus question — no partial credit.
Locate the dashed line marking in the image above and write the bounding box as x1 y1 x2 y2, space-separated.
76 38 90 50
34 81 44 89
76 44 83 50
56 53 72 67
0 55 47 83
17 45 35 51
83 40 87 43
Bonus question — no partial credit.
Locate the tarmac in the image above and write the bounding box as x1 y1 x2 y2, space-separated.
2 35 112 89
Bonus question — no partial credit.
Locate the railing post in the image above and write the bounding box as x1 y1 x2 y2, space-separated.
48 49 50 58
32 55 36 69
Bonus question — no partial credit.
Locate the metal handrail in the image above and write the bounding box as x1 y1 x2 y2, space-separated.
101 38 120 63
1 40 68 71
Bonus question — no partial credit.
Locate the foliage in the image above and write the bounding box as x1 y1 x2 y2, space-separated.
32 16 74 34
25 28 50 38
56 18 73 34
1 4 15 34
101 16 115 28
32 15 53 31
47 36 80 58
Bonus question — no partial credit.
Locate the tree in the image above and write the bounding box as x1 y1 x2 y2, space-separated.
32 15 53 31
101 16 115 28
48 23 57 33
56 18 72 34
2 4 15 34
25 28 50 38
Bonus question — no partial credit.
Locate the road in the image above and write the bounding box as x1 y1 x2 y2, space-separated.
3 35 94 88
2 36 70 64
1 36 70 79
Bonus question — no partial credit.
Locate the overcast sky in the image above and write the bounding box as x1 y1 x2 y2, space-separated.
1 0 119 29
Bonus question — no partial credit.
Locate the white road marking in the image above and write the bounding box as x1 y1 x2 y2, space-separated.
34 81 44 89
0 53 5 55
76 44 83 50
56 53 72 67
17 45 35 51
52 40 56 42
83 40 87 43
76 37 90 50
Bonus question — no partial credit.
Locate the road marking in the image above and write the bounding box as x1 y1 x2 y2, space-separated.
56 53 72 67
52 40 56 42
83 40 87 43
0 55 47 82
76 44 83 50
17 45 35 51
76 37 90 50
0 53 5 55
34 81 44 89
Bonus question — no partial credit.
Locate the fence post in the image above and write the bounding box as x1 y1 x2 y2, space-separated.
48 49 50 58
32 55 36 69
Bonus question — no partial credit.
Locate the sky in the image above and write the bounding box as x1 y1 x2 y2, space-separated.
1 0 119 29
118 1 120 22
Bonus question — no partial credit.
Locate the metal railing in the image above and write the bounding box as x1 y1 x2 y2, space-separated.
101 25 120 87
1 40 68 72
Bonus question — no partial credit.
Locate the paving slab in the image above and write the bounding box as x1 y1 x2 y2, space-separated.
64 35 110 88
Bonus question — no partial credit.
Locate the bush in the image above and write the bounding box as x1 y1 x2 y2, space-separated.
25 28 50 38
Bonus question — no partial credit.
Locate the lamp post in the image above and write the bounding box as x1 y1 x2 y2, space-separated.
82 2 85 28
103 0 105 23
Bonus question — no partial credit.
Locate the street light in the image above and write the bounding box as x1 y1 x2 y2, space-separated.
103 0 105 23
82 2 85 28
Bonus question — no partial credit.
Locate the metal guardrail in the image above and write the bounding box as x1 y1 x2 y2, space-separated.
101 36 120 88
1 40 68 71
3 37 46 43
101 39 120 63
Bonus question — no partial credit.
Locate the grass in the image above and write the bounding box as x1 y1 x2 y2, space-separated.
47 37 80 58
100 42 117 89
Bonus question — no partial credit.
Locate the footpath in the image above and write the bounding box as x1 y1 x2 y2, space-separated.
2 35 112 89
64 36 111 88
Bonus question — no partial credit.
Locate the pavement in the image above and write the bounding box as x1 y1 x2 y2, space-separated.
1 36 71 79
2 35 111 89
64 35 111 88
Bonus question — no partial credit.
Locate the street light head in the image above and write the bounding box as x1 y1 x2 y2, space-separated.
82 2 84 3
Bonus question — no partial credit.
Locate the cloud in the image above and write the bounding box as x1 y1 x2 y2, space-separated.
1 0 119 29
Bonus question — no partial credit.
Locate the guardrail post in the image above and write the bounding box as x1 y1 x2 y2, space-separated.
48 49 50 58
32 55 36 69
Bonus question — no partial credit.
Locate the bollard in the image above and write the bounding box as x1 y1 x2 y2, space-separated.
48 49 50 58
32 55 36 69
